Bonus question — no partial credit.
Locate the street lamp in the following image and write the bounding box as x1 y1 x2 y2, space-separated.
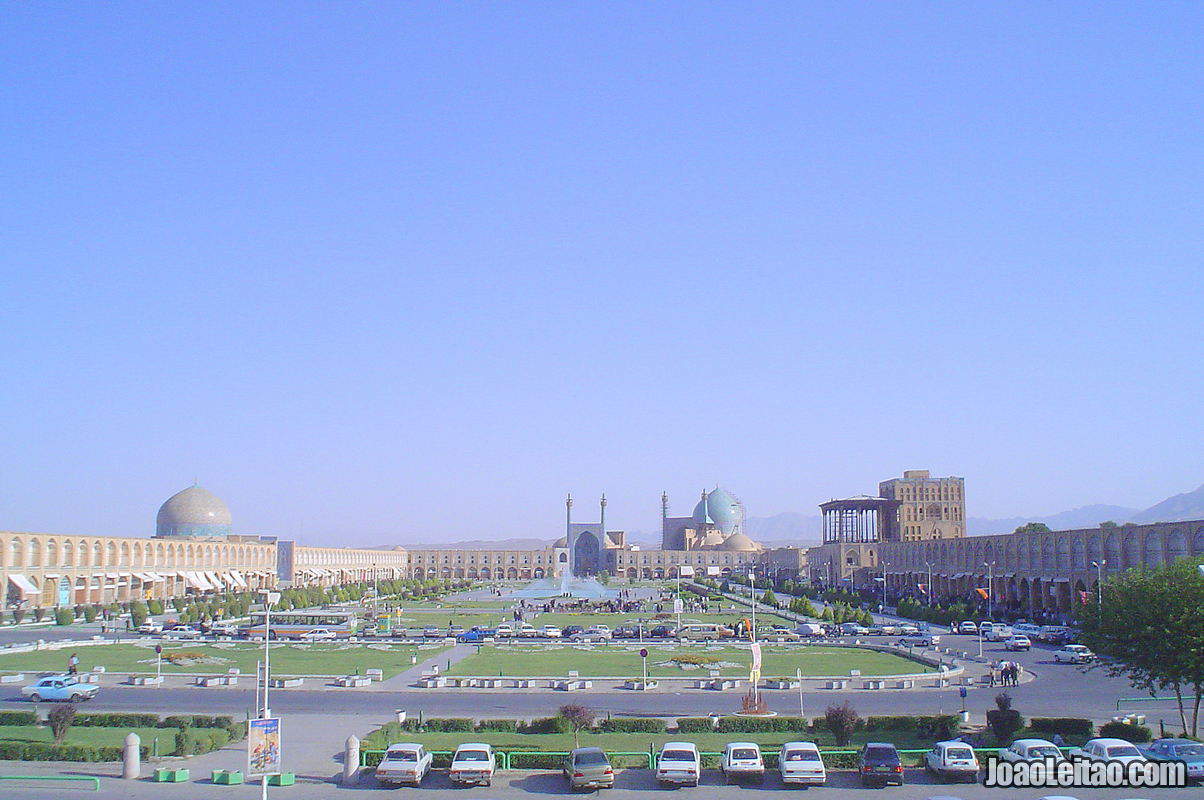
880 561 888 614
924 561 934 606
984 562 995 621
1091 560 1106 613
748 568 757 642
260 591 281 719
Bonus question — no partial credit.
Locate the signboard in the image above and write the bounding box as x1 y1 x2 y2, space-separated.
248 718 282 777
750 642 762 670
57 577 71 608
672 598 684 614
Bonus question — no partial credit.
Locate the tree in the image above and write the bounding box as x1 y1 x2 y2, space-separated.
760 590 778 608
558 704 595 748
129 601 149 629
824 702 860 746
1013 522 1051 535
1076 556 1204 737
987 691 1023 742
55 608 74 626
1099 521 1119 528
48 703 76 745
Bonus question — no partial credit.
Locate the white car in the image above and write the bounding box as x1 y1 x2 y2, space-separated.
898 634 940 647
21 675 99 702
495 623 514 637
542 625 562 638
136 621 163 635
924 741 980 782
1000 738 1065 763
984 625 1014 642
164 625 203 640
722 742 764 783
449 743 496 786
298 628 336 641
1071 738 1147 765
1054 644 1095 663
656 742 700 786
897 624 920 636
957 621 978 635
839 623 869 636
779 741 826 786
1004 635 1032 651
517 623 539 638
374 743 433 786
571 627 612 642
209 623 239 637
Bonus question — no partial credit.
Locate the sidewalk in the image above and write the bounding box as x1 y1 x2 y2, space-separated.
377 643 475 690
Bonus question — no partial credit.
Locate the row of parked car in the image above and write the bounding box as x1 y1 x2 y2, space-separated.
375 736 1204 789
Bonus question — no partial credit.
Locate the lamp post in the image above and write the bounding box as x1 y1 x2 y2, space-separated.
880 561 888 614
1091 560 1106 613
925 561 934 606
749 568 757 642
259 590 281 800
984 562 995 620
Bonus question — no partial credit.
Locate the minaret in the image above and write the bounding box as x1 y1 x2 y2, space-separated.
564 493 574 581
661 491 669 539
599 493 607 537
565 492 573 537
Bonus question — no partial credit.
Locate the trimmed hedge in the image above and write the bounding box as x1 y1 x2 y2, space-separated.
519 716 571 734
716 716 808 733
675 718 714 733
0 711 38 726
0 741 147 762
598 718 666 733
476 719 520 732
75 713 160 728
1029 718 1093 737
421 718 474 732
1098 721 1152 743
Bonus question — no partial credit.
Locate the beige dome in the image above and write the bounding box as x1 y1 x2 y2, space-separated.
719 532 760 551
552 536 568 548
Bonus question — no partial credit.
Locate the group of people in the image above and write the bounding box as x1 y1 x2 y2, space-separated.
988 660 1022 686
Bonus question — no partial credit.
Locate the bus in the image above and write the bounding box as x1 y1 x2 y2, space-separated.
243 611 358 640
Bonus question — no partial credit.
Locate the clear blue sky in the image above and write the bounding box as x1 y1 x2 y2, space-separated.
3 3 1201 545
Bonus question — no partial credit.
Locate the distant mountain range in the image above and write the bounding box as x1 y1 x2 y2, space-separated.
396 483 1204 549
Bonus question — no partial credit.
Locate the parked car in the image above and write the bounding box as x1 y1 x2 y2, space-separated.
516 622 538 638
210 623 239 637
542 625 562 639
1053 645 1096 663
1004 635 1032 651
778 741 826 786
561 625 584 638
495 623 514 637
562 746 614 791
796 623 826 638
839 622 869 636
1141 738 1204 782
136 621 163 635
897 624 920 636
1038 625 1072 643
656 742 700 786
22 675 98 702
957 621 978 635
649 625 676 638
722 742 765 784
898 634 939 648
374 743 433 786
924 741 980 782
299 628 336 641
999 738 1065 763
1070 738 1147 765
421 627 444 639
859 742 904 786
571 627 612 642
449 743 496 786
164 625 203 640
1012 623 1043 638
456 628 495 644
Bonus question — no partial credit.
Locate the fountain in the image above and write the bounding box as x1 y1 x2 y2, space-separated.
504 570 618 600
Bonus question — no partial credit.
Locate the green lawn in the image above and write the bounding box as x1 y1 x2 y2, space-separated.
445 644 932 678
0 642 448 678
0 724 168 749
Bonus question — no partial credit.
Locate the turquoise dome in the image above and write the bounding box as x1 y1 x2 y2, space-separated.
692 487 744 535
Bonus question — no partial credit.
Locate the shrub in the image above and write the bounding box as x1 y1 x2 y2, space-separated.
915 715 959 741
55 608 74 626
825 703 860 746
1099 721 1152 743
598 718 666 733
995 692 1013 712
0 711 37 725
83 606 98 623
675 717 715 733
11 609 25 625
476 719 519 732
716 716 808 733
48 704 77 745
864 716 917 731
987 709 1024 742
1029 718 1094 737
148 600 164 616
520 716 571 734
33 608 46 623
423 718 474 732
162 715 194 729
559 704 595 747
76 713 160 728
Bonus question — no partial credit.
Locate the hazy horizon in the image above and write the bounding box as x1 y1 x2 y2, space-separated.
4 5 1202 546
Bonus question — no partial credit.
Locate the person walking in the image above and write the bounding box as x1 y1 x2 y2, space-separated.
67 653 79 675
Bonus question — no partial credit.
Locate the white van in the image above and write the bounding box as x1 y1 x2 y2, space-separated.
779 741 826 785
677 623 731 641
796 623 826 638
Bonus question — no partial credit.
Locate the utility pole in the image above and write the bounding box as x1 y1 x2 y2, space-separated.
1091 560 1106 613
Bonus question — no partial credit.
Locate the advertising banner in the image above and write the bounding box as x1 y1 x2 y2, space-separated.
248 718 281 777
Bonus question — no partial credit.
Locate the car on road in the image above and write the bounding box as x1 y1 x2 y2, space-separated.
796 623 826 638
1000 738 1065 763
1004 635 1032 651
517 623 539 638
762 626 801 642
779 741 826 785
859 742 904 786
897 624 920 636
449 743 496 787
650 625 676 638
163 625 203 640
722 742 765 784
209 623 239 637
1142 738 1204 782
562 746 614 791
374 743 432 786
839 622 869 636
571 627 613 642
1070 738 1147 765
298 628 336 641
1053 644 1095 663
421 627 444 639
898 634 940 648
957 621 978 635
656 742 700 786
560 625 584 638
1038 625 1072 643
983 625 1014 642
924 741 980 782
136 621 163 635
1012 622 1042 637
22 675 98 702
456 628 495 644
495 623 515 637
542 625 562 638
